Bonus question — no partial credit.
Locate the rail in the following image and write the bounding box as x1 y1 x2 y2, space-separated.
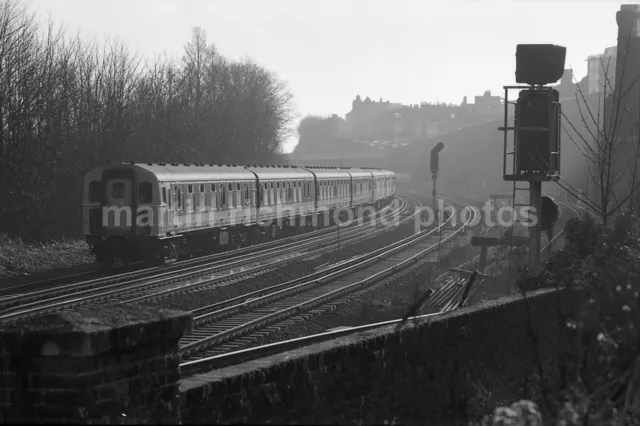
178 196 476 361
0 197 413 324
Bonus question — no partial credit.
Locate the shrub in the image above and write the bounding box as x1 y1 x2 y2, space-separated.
508 214 640 424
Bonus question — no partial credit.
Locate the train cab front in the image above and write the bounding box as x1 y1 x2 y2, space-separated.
83 165 139 265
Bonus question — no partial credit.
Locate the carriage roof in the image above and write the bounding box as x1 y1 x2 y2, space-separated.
132 163 256 182
300 166 352 180
347 169 375 179
368 168 389 179
245 165 315 180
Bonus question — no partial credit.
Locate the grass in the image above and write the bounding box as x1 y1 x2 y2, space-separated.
0 234 94 280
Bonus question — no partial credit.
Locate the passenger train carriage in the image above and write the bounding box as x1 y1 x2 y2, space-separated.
83 162 395 264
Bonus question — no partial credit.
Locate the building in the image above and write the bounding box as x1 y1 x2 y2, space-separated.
344 96 402 128
555 69 580 100
587 46 617 94
473 90 502 115
340 91 505 150
344 95 466 146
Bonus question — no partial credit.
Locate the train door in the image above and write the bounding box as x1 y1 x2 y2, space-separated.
105 178 133 232
219 183 226 209
198 184 205 212
172 184 183 229
210 183 217 211
235 183 241 208
243 183 250 207
161 184 170 230
227 183 234 208
370 179 375 202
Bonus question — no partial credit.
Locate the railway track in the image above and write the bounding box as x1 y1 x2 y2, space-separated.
431 195 582 304
175 197 476 365
0 202 404 300
0 196 418 323
179 276 472 375
177 194 583 376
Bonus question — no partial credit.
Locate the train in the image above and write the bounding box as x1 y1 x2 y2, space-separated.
82 162 396 265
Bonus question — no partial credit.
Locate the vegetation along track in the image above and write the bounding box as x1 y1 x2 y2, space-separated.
175 196 477 364
0 196 417 323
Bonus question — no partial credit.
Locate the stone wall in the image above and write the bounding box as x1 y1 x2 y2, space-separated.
0 304 191 424
0 289 580 425
180 289 578 425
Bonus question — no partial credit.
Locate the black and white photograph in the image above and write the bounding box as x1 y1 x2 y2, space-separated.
0 0 639 424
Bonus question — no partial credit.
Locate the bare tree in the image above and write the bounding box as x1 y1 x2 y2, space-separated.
559 42 640 225
0 0 295 241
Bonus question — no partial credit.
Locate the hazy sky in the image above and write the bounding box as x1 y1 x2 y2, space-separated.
26 0 625 153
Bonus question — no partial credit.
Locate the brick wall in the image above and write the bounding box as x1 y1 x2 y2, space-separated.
180 289 579 425
0 304 191 424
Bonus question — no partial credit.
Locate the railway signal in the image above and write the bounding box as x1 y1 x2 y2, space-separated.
514 88 560 178
430 142 444 176
499 43 565 273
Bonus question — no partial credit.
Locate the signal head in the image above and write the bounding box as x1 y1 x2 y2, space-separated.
515 44 566 86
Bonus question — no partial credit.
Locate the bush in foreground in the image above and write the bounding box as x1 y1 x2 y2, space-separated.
476 214 640 425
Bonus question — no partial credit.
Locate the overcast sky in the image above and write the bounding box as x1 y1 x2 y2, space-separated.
26 0 625 153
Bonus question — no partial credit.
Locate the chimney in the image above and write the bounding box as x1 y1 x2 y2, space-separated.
615 4 640 110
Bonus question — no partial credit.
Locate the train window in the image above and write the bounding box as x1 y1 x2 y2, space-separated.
139 182 153 203
199 184 205 193
162 187 167 204
112 183 125 199
237 183 241 191
221 185 227 207
244 184 250 202
228 183 232 191
211 184 216 192
188 184 193 194
176 187 182 210
334 182 337 197
277 182 280 189
89 181 102 202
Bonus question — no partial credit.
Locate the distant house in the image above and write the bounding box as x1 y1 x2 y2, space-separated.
473 90 502 115
555 69 579 101
587 46 617 94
